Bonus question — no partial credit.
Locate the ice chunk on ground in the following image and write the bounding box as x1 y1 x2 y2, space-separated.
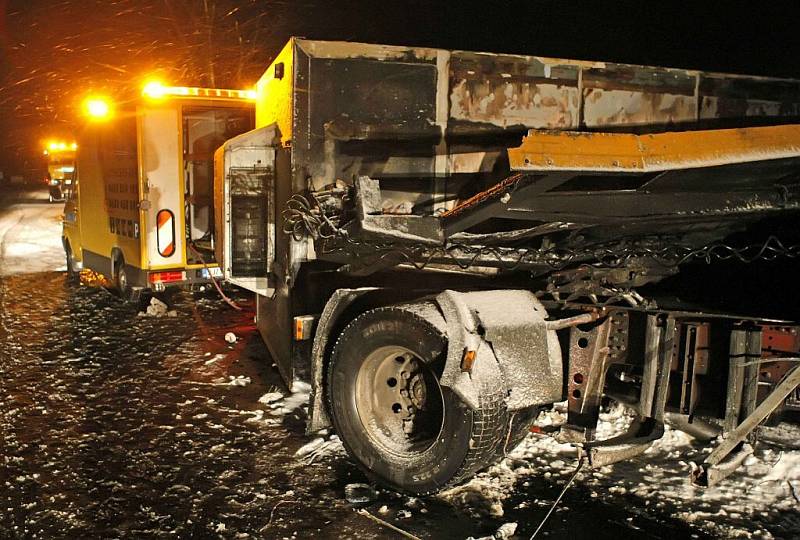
495 522 517 539
226 375 250 387
258 392 284 404
269 381 311 416
295 437 325 458
294 435 344 463
204 353 226 366
344 483 377 504
140 297 168 317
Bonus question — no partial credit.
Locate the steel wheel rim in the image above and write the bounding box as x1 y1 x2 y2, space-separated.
354 345 445 456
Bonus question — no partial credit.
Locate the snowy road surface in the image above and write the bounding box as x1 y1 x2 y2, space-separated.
0 189 64 276
1 188 798 539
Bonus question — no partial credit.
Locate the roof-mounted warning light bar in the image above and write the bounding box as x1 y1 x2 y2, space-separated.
142 80 256 101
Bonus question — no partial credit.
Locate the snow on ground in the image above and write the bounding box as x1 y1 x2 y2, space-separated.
1 279 403 539
0 189 64 276
255 376 800 538
247 362 800 537
252 383 348 465
440 404 800 539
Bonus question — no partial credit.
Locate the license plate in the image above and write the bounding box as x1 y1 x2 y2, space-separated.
201 267 223 279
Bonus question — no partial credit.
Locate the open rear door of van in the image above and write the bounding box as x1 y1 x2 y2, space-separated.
139 104 185 270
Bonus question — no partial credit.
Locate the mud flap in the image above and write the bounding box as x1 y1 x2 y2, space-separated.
434 289 562 412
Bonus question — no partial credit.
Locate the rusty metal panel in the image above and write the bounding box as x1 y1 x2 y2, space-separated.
296 39 438 62
266 39 800 151
252 38 800 217
445 51 800 131
699 74 800 120
582 88 697 127
581 63 698 127
448 52 581 129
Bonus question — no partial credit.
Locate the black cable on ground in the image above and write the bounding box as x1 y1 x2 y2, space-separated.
530 454 585 539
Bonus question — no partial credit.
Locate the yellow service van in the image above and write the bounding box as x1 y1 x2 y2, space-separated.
62 83 255 299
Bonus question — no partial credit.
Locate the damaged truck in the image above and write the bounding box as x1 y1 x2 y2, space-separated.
213 38 800 494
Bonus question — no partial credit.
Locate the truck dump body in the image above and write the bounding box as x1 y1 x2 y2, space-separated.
217 38 800 495
259 38 800 194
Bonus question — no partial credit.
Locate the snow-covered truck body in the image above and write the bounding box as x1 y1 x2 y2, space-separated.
215 38 800 493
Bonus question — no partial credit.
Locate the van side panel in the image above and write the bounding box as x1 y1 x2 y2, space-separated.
103 116 141 268
77 116 141 275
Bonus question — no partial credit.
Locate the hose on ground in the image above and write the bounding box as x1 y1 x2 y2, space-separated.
187 243 244 312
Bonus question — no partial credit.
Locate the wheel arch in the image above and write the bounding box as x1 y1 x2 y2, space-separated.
308 287 421 432
62 234 81 259
62 236 81 276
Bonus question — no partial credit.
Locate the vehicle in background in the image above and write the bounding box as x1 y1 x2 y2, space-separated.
43 141 77 202
215 38 800 494
63 82 255 300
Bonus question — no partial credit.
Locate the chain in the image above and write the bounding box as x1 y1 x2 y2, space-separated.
282 192 800 274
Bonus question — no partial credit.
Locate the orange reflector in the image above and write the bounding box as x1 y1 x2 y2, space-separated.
156 209 176 257
293 315 315 341
148 271 185 284
461 349 477 373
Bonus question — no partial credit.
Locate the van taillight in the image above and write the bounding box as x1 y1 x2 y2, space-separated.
148 271 184 283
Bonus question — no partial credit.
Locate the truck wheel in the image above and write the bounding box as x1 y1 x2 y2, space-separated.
65 243 79 283
326 303 518 495
113 256 132 301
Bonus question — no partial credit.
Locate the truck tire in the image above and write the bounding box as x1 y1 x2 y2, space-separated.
495 405 540 460
64 243 79 283
326 303 522 495
112 255 132 301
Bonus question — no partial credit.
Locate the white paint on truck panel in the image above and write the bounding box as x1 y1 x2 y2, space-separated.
140 106 183 268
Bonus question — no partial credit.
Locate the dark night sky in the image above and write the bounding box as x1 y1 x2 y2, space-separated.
1 0 799 172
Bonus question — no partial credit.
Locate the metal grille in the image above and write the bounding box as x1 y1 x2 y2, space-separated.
229 166 272 277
